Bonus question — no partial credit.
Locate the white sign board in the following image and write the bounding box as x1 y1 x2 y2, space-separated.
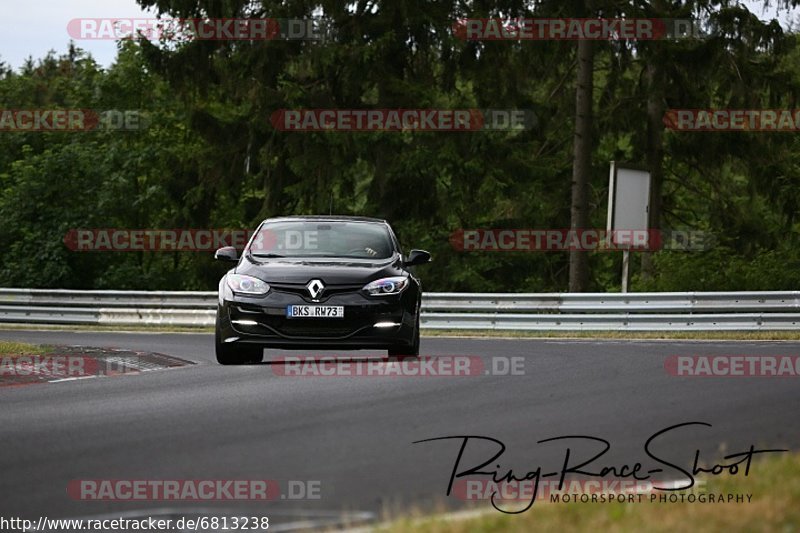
606 162 651 249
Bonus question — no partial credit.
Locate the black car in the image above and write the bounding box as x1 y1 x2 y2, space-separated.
213 216 431 364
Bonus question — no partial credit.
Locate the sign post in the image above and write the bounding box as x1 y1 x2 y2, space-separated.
607 162 651 293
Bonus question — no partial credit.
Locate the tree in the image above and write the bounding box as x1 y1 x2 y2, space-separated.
569 35 594 291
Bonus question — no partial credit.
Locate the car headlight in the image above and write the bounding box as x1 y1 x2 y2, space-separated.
363 276 408 296
226 274 270 295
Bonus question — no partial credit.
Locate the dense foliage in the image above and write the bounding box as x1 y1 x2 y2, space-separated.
1 1 800 292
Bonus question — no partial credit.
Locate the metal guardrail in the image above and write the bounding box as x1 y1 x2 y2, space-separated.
1 288 799 331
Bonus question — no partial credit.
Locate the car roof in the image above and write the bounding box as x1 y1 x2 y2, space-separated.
261 215 389 224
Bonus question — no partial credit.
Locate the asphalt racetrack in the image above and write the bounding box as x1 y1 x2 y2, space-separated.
1 330 798 529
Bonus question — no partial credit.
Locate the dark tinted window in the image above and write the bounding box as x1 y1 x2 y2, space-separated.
248 221 394 259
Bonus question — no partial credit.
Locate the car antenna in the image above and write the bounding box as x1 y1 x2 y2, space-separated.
329 191 333 215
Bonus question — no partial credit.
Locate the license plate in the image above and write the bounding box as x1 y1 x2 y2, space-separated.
286 305 345 318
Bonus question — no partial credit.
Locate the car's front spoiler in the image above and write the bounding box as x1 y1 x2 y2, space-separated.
217 295 416 349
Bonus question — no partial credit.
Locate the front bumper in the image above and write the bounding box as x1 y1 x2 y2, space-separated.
217 287 418 350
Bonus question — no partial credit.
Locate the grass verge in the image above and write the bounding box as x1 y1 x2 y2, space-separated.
375 452 799 532
0 340 53 357
423 330 800 341
3 323 800 340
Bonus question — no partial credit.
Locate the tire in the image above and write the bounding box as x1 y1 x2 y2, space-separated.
215 311 264 365
388 316 420 358
215 335 264 365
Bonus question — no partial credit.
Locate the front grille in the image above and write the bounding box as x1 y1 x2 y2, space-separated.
272 321 360 337
253 315 367 338
229 296 402 339
270 283 363 302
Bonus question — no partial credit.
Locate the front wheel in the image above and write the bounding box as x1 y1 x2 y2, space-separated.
215 312 264 365
215 336 264 365
388 318 420 358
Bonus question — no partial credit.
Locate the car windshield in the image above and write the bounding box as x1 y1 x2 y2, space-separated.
247 220 395 259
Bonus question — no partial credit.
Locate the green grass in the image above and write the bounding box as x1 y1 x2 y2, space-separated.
375 452 800 533
0 340 53 357
422 329 800 341
0 324 214 333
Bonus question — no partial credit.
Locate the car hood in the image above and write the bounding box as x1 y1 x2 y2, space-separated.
235 254 405 285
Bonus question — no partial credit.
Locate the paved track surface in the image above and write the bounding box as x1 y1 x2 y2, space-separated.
1 330 798 528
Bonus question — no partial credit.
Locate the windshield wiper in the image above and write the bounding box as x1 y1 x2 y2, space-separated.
250 253 286 258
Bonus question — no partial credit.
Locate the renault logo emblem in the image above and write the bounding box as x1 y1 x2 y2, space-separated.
306 279 325 299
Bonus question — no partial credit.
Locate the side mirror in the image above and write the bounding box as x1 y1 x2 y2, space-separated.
404 249 431 267
214 246 239 262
